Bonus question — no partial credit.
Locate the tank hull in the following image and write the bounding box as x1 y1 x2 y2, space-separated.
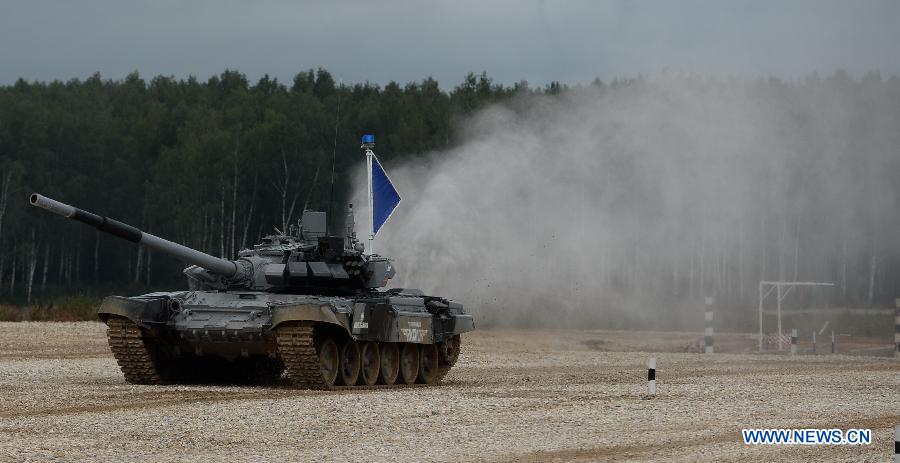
98 290 474 388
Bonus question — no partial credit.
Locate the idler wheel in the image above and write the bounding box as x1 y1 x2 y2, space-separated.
358 342 381 386
440 335 461 366
317 338 339 386
399 343 420 385
378 343 400 385
337 339 360 386
418 344 440 384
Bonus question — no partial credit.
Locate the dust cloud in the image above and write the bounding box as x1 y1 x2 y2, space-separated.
357 74 900 329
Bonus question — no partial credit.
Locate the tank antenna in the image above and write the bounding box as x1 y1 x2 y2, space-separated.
326 79 342 235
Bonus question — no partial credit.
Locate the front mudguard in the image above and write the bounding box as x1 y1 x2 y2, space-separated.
450 313 476 335
97 296 169 328
270 303 351 334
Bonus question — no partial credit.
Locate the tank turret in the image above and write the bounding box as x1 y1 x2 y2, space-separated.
29 193 394 294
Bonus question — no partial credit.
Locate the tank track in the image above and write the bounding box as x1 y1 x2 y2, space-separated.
105 317 165 384
274 322 330 389
275 322 461 389
434 334 461 383
106 318 461 389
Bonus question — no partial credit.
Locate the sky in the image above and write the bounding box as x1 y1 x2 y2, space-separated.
1 0 899 88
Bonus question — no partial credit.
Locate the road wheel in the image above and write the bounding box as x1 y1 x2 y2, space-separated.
418 344 440 384
337 339 360 386
379 343 399 385
399 343 420 385
317 337 339 386
358 342 381 386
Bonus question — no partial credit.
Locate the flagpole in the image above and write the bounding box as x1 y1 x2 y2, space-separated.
363 136 375 255
367 149 374 254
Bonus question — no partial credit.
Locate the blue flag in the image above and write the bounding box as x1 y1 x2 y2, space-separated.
370 154 401 235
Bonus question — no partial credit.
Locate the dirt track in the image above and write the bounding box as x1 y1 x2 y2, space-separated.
0 322 897 462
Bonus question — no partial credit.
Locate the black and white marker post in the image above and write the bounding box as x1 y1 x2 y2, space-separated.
812 330 816 354
648 357 657 395
893 425 899 463
790 329 797 356
704 297 714 354
895 298 900 359
894 425 899 463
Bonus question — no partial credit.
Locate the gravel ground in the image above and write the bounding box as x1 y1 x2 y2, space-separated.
0 322 897 462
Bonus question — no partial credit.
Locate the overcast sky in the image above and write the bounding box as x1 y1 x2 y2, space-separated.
2 0 899 87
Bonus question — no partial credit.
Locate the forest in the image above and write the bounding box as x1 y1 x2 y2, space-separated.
2 68 900 327
0 69 538 306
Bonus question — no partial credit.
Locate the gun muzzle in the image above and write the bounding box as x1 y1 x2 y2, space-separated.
31 193 142 242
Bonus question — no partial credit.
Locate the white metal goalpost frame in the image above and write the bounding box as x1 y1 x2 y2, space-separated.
758 281 834 352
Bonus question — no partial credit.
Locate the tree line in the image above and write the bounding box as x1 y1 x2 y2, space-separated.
0 69 561 303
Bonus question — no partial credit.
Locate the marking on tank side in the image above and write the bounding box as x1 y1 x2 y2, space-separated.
400 328 429 342
353 307 368 330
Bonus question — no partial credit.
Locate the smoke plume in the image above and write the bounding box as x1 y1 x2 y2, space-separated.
356 74 900 329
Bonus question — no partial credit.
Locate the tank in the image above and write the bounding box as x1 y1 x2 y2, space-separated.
29 192 474 389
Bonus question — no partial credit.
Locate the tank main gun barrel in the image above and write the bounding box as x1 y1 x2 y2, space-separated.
29 193 240 278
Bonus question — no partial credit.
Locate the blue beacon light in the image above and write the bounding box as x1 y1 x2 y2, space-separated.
361 134 375 146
